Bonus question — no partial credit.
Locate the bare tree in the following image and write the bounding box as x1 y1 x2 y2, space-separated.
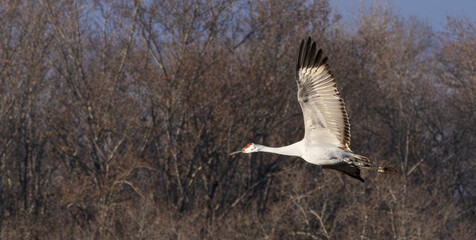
0 0 474 239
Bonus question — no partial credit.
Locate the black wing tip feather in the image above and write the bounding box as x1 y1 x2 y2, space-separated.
307 42 317 68
297 37 326 71
303 38 312 67
297 40 305 73
320 56 328 66
323 165 365 183
344 168 365 183
356 176 365 183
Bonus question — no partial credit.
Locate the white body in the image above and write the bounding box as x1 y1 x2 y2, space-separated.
255 141 355 166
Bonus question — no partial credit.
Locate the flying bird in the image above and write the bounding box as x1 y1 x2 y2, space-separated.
231 37 396 182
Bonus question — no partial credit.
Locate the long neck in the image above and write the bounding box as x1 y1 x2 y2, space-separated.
256 141 303 157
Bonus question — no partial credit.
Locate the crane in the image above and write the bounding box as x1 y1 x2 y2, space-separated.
230 37 396 182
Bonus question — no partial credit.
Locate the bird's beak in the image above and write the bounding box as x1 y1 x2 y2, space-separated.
229 150 242 155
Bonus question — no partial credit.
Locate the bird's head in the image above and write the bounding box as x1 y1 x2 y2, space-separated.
230 143 258 155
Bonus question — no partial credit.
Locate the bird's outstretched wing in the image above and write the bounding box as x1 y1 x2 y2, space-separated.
296 37 351 150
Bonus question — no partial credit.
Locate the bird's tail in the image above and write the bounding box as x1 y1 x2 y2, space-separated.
377 166 397 174
354 155 397 174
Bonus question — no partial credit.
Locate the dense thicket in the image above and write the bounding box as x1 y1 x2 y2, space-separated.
0 0 474 239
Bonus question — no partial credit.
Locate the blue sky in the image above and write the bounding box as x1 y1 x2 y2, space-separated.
329 0 476 31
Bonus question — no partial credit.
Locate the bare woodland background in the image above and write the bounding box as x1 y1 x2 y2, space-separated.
0 0 475 239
